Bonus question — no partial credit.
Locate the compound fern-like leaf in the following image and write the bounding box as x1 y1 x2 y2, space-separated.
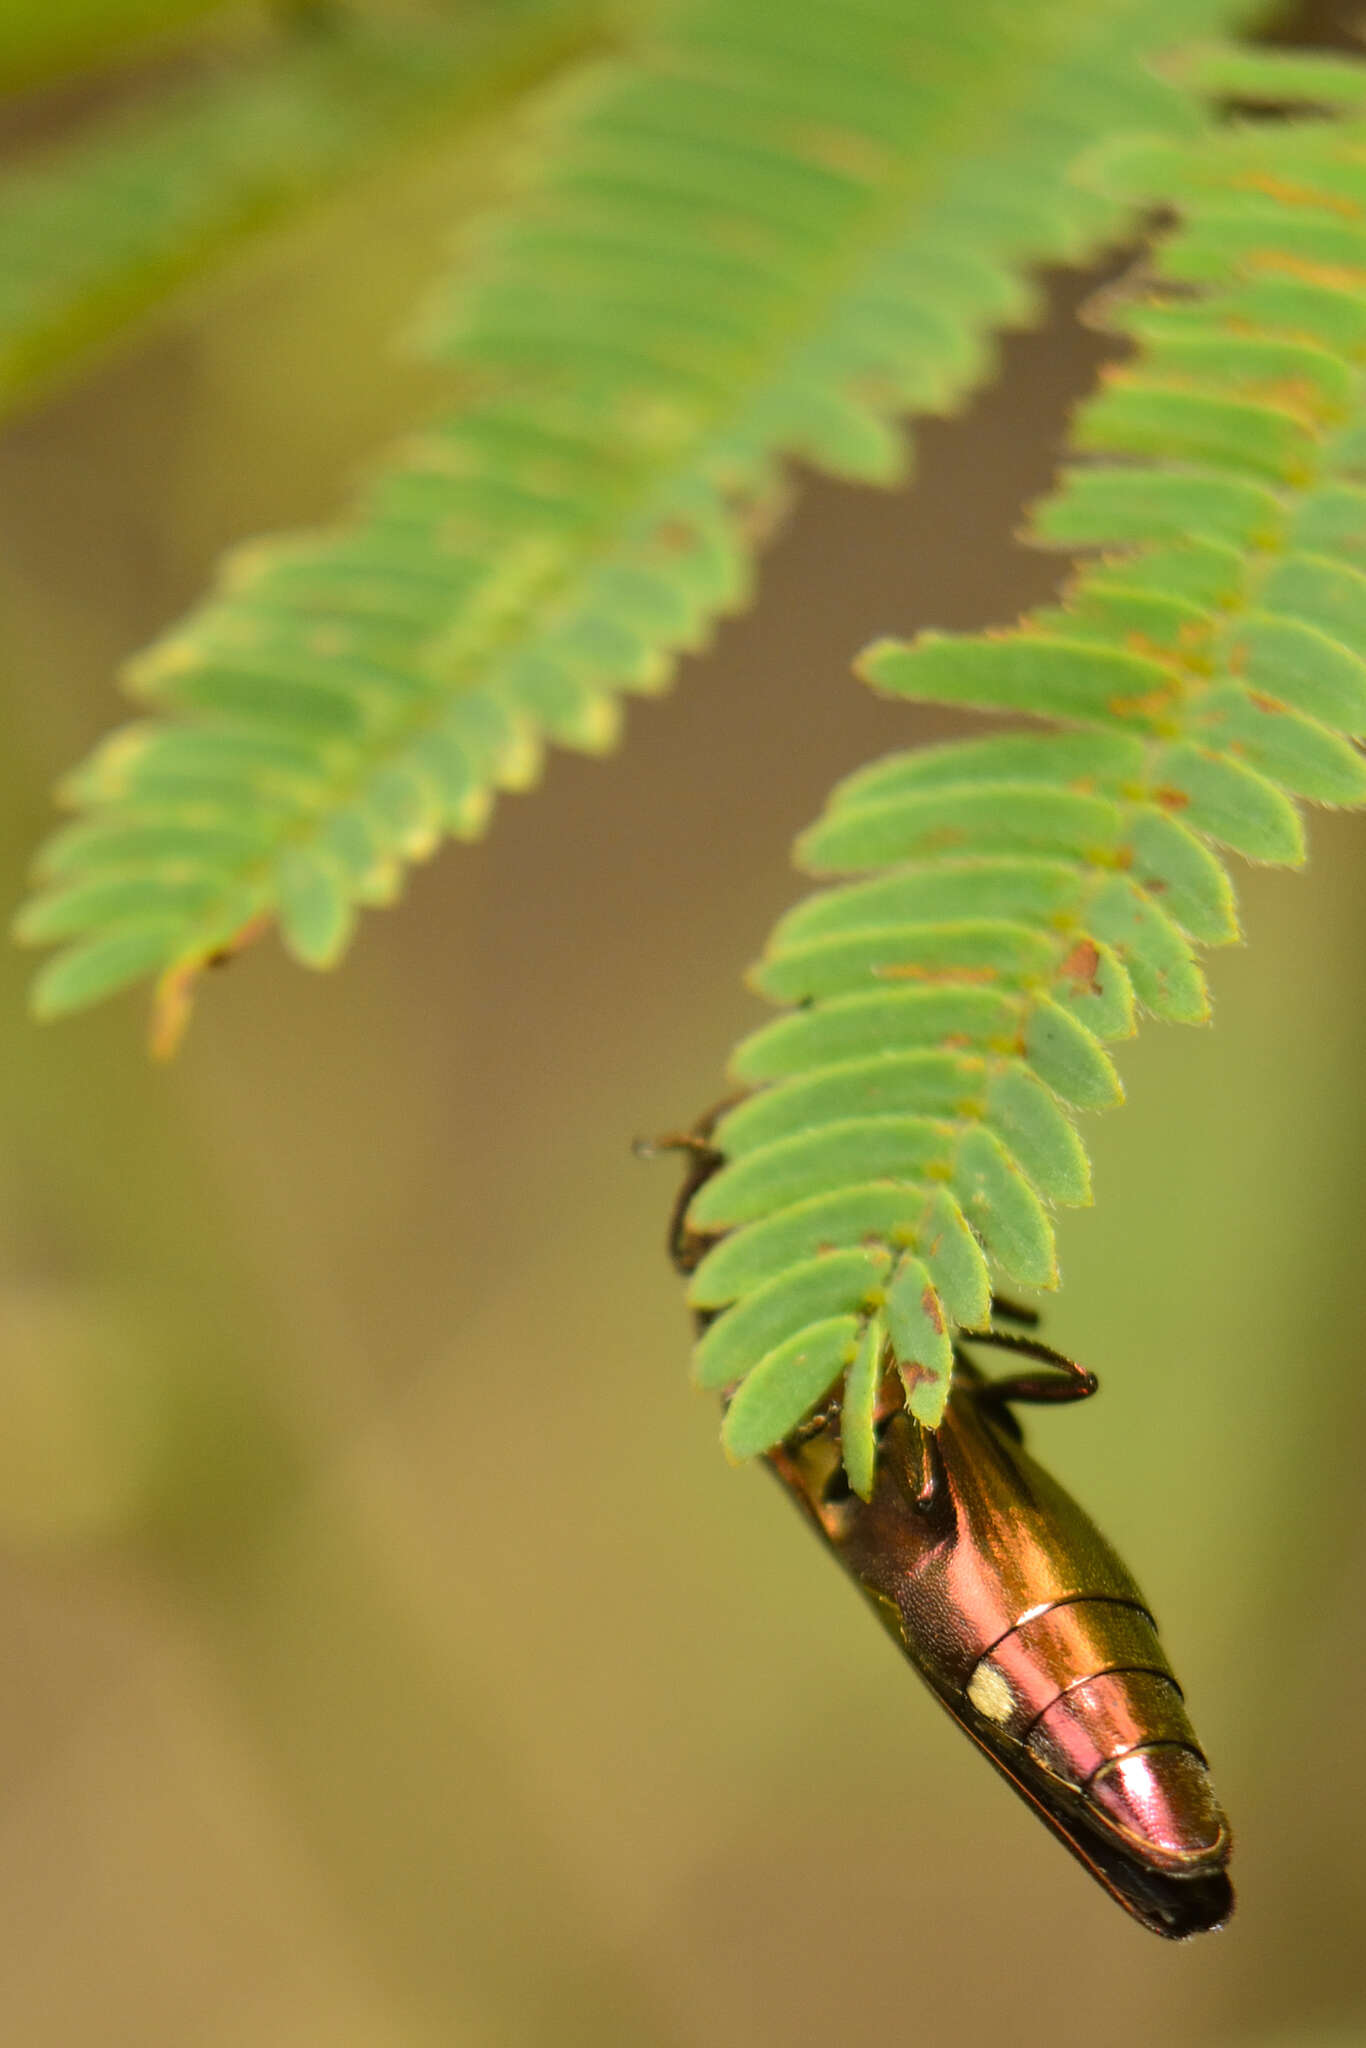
18 0 1260 1042
684 61 1366 1482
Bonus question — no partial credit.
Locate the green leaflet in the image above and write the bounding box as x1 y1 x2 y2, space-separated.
840 1315 885 1501
1125 811 1238 945
1148 744 1305 864
798 783 1122 873
1171 44 1366 109
1022 997 1125 1109
751 920 1059 1003
692 1246 890 1391
863 635 1176 731
952 1127 1056 1288
884 1256 954 1424
734 986 1032 1084
982 1068 1090 1208
689 1185 932 1309
21 0 1262 1038
1192 686 1366 806
767 857 1083 941
830 728 1145 802
1234 615 1366 735
715 1052 991 1157
276 850 355 969
721 1317 859 1462
1076 379 1317 484
1032 465 1282 551
919 1190 991 1331
689 1117 955 1230
1048 952 1134 1051
692 62 1366 1470
30 922 207 1020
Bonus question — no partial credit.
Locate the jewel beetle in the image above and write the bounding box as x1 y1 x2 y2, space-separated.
666 1123 1233 1940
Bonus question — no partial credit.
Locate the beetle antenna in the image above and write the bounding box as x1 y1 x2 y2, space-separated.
647 1106 732 1276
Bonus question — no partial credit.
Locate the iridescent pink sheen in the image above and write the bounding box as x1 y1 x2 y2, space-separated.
1089 1745 1229 1869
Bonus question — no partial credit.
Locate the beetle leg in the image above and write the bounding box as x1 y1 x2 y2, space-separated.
989 1291 1040 1328
964 1327 1099 1408
787 1396 842 1449
903 1414 947 1512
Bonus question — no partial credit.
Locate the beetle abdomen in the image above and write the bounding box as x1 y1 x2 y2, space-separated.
963 1597 1229 1875
965 1594 1166 1731
764 1374 1233 1935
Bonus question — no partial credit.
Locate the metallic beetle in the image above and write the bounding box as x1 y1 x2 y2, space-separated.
668 1130 1233 1939
767 1354 1233 1938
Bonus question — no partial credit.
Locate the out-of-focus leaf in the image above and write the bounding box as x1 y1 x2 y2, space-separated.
0 0 229 94
20 0 1263 1038
0 0 601 421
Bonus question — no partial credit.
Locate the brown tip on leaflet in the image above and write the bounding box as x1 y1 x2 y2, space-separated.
150 912 271 1060
150 968 197 1062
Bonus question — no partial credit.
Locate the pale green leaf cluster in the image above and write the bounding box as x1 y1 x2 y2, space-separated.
685 77 1366 1486
0 0 599 424
17 0 1259 1039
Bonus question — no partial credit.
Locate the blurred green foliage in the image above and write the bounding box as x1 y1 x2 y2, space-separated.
0 0 232 92
10 0 1259 1038
0 0 598 424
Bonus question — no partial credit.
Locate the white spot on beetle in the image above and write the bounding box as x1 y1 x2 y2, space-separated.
967 1662 1014 1725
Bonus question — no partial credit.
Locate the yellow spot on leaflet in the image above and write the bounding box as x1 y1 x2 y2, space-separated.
966 1662 1014 1725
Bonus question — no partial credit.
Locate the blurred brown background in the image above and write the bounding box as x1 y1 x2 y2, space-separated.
1 53 1366 2048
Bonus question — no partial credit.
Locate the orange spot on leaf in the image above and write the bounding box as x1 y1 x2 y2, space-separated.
1254 252 1366 294
1235 169 1363 221
791 123 890 183
876 962 999 985
1059 937 1103 997
1108 686 1182 726
900 1359 942 1395
651 519 699 557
